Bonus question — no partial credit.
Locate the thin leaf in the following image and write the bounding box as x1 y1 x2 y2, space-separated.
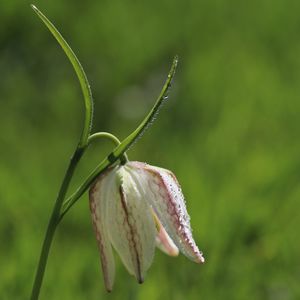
112 55 178 158
31 5 93 147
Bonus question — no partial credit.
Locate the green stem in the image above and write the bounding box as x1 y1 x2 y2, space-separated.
59 155 110 222
88 132 128 164
59 133 125 221
30 148 85 300
88 132 121 145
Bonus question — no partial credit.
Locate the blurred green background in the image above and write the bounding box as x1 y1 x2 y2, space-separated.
1 0 300 299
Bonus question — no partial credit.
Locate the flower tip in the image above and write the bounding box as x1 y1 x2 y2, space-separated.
173 55 179 65
196 254 205 264
137 276 144 284
30 4 37 11
170 248 180 257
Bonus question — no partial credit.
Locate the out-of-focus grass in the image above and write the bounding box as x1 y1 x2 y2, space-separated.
1 0 300 299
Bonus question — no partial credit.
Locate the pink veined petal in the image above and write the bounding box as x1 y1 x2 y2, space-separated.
128 161 205 264
106 166 157 283
89 168 116 292
154 213 179 257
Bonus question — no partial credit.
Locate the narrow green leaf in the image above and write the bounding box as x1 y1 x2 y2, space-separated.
113 55 178 158
31 5 93 147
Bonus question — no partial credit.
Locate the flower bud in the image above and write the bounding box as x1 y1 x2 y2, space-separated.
89 161 204 292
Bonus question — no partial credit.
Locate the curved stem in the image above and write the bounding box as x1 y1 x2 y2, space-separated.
88 132 128 164
31 5 93 147
30 148 85 300
88 132 121 146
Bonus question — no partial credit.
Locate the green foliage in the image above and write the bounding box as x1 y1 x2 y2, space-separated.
0 0 299 299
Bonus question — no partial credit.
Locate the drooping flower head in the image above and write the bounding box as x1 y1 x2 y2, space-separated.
89 161 204 292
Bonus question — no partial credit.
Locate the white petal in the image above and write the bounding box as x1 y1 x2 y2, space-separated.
128 162 205 264
153 213 179 257
106 166 157 283
89 168 116 292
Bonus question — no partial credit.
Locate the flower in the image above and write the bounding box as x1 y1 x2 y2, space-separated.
89 161 204 292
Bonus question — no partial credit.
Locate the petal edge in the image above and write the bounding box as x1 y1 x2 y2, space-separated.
89 170 116 292
128 162 205 264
